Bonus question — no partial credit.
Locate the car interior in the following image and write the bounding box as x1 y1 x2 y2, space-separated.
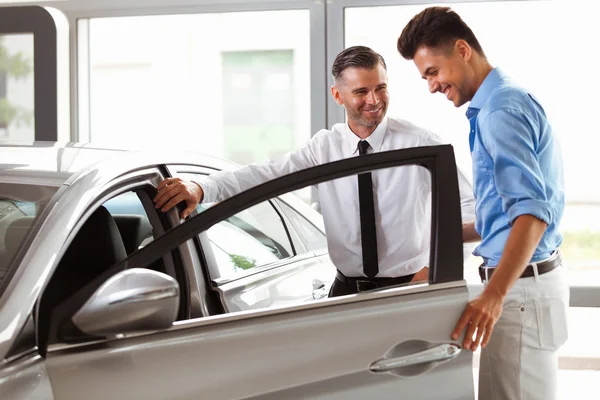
36 188 176 349
0 216 35 281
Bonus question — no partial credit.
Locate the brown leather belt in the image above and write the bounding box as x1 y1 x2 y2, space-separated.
478 251 562 282
336 270 415 292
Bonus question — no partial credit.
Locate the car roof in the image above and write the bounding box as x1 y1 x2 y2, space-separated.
0 142 237 186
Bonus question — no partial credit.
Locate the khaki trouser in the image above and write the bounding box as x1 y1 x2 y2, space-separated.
478 265 569 400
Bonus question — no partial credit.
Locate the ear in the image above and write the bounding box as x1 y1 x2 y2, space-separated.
331 85 344 106
455 39 472 62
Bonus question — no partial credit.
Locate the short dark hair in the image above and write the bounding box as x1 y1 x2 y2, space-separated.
397 6 485 60
332 46 387 82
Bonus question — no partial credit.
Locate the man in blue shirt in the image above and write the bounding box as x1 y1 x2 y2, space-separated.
398 7 569 400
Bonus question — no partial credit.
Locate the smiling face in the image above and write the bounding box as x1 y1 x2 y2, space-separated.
412 41 476 108
331 64 389 136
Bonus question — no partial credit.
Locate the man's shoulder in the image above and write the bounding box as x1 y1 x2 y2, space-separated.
483 78 538 116
386 117 438 143
310 123 347 144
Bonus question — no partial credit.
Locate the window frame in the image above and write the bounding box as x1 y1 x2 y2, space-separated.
0 5 69 141
68 0 327 155
111 145 464 286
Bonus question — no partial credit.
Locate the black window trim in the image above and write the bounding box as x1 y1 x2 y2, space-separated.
115 145 463 284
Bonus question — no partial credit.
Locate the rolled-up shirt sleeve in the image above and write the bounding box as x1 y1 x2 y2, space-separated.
480 108 553 225
194 134 321 203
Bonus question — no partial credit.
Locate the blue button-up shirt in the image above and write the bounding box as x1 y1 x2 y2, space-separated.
467 68 564 267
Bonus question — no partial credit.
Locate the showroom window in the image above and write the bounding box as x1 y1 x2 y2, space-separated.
84 10 310 167
0 34 34 143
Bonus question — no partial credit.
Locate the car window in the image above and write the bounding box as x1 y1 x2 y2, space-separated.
276 199 327 253
39 185 184 348
197 200 295 280
0 183 58 294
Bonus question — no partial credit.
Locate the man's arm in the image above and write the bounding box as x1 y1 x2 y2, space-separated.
462 222 481 243
154 137 321 218
452 214 546 349
451 107 555 351
456 166 476 225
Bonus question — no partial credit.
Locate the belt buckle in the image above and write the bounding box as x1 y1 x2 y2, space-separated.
356 280 378 292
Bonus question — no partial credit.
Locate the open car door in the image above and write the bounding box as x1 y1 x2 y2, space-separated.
43 145 475 400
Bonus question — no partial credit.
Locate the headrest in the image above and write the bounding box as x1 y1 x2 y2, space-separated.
112 214 153 254
5 216 36 255
59 206 127 270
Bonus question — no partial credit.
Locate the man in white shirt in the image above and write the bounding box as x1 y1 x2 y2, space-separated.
154 45 475 297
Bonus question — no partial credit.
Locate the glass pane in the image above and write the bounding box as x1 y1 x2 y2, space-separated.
345 0 600 285
87 11 310 165
103 191 155 252
0 183 58 293
202 163 438 312
200 200 294 280
277 198 327 253
0 34 34 142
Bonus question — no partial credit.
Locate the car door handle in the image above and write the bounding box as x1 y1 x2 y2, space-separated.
369 343 461 372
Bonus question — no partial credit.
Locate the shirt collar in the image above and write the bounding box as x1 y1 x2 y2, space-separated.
469 67 507 111
346 116 388 155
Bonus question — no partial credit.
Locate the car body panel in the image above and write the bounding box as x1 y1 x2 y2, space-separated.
44 284 472 400
0 353 54 400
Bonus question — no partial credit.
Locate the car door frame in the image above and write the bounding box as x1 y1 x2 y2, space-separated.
129 145 463 285
42 144 465 343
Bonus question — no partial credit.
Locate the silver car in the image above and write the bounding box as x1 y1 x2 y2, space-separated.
0 142 474 399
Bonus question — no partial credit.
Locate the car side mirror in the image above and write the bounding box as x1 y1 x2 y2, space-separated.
312 279 328 299
72 268 179 337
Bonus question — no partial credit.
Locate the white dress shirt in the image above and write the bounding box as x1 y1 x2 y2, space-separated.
197 116 475 278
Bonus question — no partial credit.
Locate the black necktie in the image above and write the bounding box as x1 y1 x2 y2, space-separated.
357 140 379 278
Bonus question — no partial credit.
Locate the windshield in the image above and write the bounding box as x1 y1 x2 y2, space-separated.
0 183 58 294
